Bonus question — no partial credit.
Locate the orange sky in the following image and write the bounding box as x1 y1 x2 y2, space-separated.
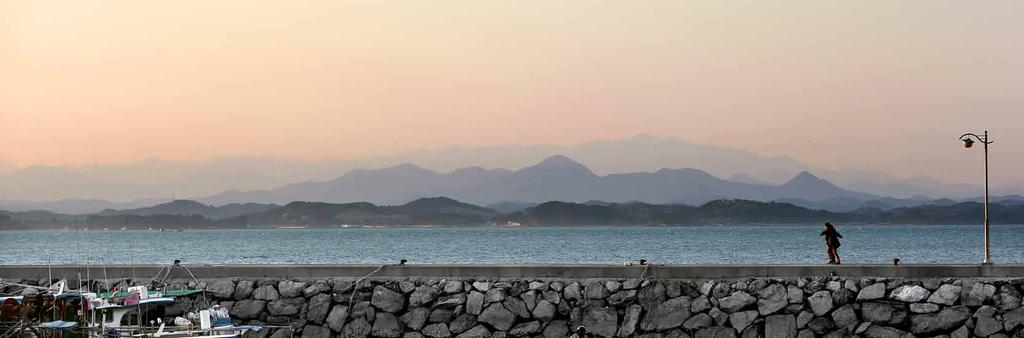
1 1 1022 184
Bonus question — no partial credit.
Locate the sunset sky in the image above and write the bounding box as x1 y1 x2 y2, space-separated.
2 1 1022 185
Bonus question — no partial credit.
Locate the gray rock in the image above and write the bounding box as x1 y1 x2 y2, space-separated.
605 281 622 293
640 296 692 331
691 295 711 313
508 321 541 337
304 281 331 297
623 279 641 290
830 305 857 329
974 316 1002 337
410 286 439 307
608 290 637 307
466 292 485 315
472 282 491 292
719 292 756 313
581 307 618 338
765 314 797 338
401 307 429 330
787 286 803 304
424 323 453 338
435 294 467 309
207 279 236 299
684 313 714 330
342 317 371 338
695 326 737 338
807 291 833 316
618 305 642 337
997 284 1021 310
399 281 417 294
962 282 996 306
533 299 556 321
544 320 569 338
457 325 491 338
909 306 970 335
709 307 728 326
484 288 507 304
806 317 834 334
444 281 464 294
758 284 788 315
563 283 581 302
479 303 516 331
740 323 761 338
253 285 280 301
796 329 813 338
404 333 425 338
371 313 403 338
301 325 331 338
854 322 871 335
909 303 939 313
1005 307 1024 331
796 311 813 329
638 283 668 310
267 297 305 316
429 308 454 323
371 286 405 313
861 302 893 324
349 301 376 321
844 280 859 293
729 310 758 332
700 281 716 296
521 291 538 312
665 329 689 338
326 305 349 332
542 290 561 304
889 285 930 303
233 280 255 300
857 283 886 301
950 326 969 338
269 329 294 338
306 293 332 323
277 280 307 298
863 325 906 338
927 284 961 305
975 304 997 318
451 314 478 335
502 297 530 318
230 299 265 320
529 281 547 291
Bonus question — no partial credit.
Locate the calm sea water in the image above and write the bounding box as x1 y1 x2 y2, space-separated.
2 225 1022 265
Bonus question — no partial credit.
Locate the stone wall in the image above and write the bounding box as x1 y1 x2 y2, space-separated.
7 276 1024 338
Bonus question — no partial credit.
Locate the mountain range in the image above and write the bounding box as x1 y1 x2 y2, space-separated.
1 135 1010 212
198 155 876 206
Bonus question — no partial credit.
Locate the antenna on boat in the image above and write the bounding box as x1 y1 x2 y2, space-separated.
129 238 137 283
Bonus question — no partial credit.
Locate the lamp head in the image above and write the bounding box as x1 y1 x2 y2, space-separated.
963 138 974 148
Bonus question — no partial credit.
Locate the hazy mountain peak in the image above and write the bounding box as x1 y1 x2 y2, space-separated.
784 171 826 185
521 155 594 176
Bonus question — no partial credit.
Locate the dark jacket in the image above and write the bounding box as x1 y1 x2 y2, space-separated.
821 228 842 248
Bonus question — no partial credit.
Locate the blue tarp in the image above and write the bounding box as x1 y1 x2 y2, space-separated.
38 320 78 330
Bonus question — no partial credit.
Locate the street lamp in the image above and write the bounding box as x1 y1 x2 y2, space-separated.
959 130 993 264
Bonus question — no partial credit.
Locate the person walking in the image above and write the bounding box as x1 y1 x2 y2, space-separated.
820 222 843 265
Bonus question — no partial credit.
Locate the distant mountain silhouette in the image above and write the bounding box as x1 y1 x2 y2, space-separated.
200 155 876 206
98 199 278 219
244 197 498 227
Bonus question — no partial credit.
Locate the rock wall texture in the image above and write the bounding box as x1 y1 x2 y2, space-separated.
8 275 1024 338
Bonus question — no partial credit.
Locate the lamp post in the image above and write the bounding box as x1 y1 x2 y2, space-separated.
959 130 993 264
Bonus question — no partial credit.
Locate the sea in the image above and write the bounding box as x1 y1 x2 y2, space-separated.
2 224 1023 265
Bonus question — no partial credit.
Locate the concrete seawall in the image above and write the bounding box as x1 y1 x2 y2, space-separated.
3 264 1024 338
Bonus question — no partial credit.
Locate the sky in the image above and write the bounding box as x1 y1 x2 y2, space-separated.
1 1 1022 185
